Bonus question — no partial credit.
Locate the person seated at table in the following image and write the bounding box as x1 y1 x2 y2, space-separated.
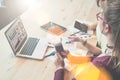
76 0 108 56
54 0 120 80
81 20 107 55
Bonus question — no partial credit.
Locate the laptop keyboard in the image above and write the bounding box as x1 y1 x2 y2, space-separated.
20 38 39 56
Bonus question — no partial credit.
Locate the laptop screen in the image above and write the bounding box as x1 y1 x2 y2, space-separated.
5 19 27 53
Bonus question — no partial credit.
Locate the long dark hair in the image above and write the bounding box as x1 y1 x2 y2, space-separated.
96 0 120 73
104 0 120 71
97 0 120 71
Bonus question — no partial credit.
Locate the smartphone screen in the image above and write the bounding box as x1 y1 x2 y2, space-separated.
55 43 64 53
74 21 88 33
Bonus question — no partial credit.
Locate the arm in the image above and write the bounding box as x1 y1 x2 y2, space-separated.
68 36 102 55
84 22 102 55
54 68 64 80
84 21 98 31
84 40 102 55
54 53 65 80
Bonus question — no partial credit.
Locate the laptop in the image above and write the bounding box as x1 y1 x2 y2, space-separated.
5 18 48 60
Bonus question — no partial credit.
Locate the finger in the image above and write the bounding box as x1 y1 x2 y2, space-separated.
60 52 66 56
83 23 89 27
56 53 63 60
68 36 76 39
64 50 69 54
61 50 69 54
68 37 75 41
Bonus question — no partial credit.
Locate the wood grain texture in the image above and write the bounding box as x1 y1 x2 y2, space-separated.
0 0 98 80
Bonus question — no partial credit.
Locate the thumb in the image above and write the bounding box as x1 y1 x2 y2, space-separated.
56 53 63 60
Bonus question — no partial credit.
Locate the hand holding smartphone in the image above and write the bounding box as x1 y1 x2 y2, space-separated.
74 21 88 33
55 43 64 53
55 43 65 58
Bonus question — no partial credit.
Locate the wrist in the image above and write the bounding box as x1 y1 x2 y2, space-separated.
56 66 64 70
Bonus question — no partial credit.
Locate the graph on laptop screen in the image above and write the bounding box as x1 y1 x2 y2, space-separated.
5 20 27 53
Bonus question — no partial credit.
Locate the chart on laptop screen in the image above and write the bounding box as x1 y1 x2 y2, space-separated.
5 20 27 52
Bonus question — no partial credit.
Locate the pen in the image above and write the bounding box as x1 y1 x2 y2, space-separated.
70 31 80 36
44 51 56 58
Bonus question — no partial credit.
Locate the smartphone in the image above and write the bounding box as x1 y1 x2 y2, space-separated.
55 43 64 53
74 21 88 33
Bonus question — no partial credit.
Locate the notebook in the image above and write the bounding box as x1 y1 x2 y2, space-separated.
5 18 48 60
40 22 67 35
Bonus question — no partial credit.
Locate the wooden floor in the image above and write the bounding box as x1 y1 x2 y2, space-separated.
0 0 98 80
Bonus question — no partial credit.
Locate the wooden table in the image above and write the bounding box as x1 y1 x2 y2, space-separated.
0 0 98 80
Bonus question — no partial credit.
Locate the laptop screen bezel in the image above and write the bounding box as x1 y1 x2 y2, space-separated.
5 18 27 54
